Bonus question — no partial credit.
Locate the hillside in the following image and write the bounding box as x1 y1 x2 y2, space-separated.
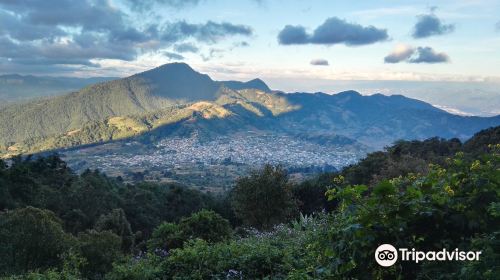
0 63 499 157
277 91 500 148
0 126 498 279
0 63 224 146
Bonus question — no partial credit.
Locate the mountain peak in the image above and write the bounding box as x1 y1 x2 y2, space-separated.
134 62 198 78
156 62 193 71
220 78 271 92
246 78 271 91
335 90 362 97
129 62 219 101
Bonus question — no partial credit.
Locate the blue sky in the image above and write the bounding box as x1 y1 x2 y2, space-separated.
1 0 500 91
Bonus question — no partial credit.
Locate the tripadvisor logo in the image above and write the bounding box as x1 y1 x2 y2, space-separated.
375 244 398 267
375 244 482 267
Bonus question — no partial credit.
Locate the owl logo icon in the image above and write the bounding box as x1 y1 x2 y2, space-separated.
375 244 398 267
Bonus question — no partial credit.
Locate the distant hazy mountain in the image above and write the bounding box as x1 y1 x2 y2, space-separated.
270 79 500 116
276 91 500 148
0 74 116 103
0 63 498 157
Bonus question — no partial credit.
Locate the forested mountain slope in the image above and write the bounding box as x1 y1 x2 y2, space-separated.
0 63 499 157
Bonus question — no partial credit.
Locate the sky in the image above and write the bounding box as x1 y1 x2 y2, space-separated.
1 0 500 92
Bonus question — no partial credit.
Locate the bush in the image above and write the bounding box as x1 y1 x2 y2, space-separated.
109 148 499 279
314 149 500 278
179 209 232 243
147 222 184 251
147 209 232 252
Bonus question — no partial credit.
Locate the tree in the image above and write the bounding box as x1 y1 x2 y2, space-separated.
148 210 232 252
0 207 73 275
95 208 134 252
147 222 184 251
231 165 297 230
179 209 232 243
77 230 122 279
293 180 333 215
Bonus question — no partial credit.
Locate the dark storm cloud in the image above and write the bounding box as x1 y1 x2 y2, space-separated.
0 0 252 73
164 52 185 60
278 17 388 46
384 45 449 64
310 59 329 66
412 13 455 38
409 47 450 63
174 43 200 53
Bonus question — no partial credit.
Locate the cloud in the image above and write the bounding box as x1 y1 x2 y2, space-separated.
164 52 185 60
409 47 450 63
310 59 329 66
173 43 199 53
160 21 252 44
125 0 201 11
234 41 250 47
384 44 415 63
278 25 309 44
496 21 500 31
201 48 225 61
412 13 455 38
384 45 449 64
278 17 388 46
0 0 130 36
0 0 252 73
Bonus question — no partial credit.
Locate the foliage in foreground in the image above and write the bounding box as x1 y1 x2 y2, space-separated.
107 146 500 279
1 127 498 279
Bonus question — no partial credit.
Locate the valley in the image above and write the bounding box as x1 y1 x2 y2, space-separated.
61 132 364 188
1 63 499 188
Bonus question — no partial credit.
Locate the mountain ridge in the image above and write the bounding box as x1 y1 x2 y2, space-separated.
0 63 499 157
0 74 117 104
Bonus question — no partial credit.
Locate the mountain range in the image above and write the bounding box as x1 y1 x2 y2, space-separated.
0 63 499 159
0 74 117 105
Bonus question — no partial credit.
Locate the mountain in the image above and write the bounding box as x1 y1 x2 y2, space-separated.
220 78 271 92
0 63 223 146
0 63 499 158
269 80 500 116
0 74 117 103
275 91 500 148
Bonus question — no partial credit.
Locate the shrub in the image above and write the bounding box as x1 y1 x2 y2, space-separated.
179 209 232 243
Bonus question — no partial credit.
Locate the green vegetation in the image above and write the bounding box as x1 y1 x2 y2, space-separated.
0 207 73 275
231 165 298 230
147 209 232 252
1 63 498 162
0 126 498 279
0 63 219 148
0 87 296 158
